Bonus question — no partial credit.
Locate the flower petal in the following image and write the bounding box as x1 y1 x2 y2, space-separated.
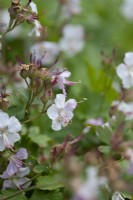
116 64 128 79
61 71 71 78
0 137 5 152
47 104 58 120
3 180 16 189
17 167 30 178
55 94 65 109
0 111 9 128
8 116 22 133
7 160 18 176
30 2 38 13
124 52 133 66
65 99 77 111
7 133 20 146
52 119 62 131
16 178 31 189
16 148 28 160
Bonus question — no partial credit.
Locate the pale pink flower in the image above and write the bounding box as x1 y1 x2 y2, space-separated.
61 0 81 19
59 24 85 56
53 70 77 95
73 167 107 200
47 94 77 131
0 111 21 151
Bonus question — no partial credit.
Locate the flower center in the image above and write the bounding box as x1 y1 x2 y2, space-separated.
0 127 7 135
58 109 68 125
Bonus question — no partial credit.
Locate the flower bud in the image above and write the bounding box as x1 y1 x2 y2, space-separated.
8 0 21 19
40 89 54 104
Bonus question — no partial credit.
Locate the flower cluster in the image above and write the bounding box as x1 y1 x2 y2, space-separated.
0 110 30 190
1 0 44 38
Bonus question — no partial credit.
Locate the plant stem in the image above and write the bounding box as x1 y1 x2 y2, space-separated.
2 186 37 200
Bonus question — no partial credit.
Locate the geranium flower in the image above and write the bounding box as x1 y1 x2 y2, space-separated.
117 101 133 120
7 148 28 176
61 0 81 19
52 70 77 95
47 94 77 131
0 111 21 151
0 167 31 190
121 0 133 20
30 41 60 65
59 24 85 56
29 2 43 37
72 167 107 200
116 52 133 88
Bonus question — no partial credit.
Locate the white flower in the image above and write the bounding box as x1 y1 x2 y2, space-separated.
0 9 21 38
0 111 21 151
29 2 43 37
124 148 133 174
59 24 85 56
61 0 81 19
112 191 125 200
30 41 60 65
118 101 133 120
47 94 77 131
121 0 133 20
116 52 133 88
74 167 107 200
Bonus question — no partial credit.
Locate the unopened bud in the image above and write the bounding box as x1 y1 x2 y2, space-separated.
41 89 53 104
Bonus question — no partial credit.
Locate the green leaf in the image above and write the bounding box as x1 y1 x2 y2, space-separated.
30 189 63 200
36 175 64 190
1 189 28 200
33 165 46 173
96 126 112 145
98 145 111 154
7 105 25 121
29 126 51 147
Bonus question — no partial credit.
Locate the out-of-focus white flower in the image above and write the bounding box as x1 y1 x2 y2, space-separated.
61 0 81 19
47 94 77 131
118 101 133 120
59 24 85 56
124 148 133 174
116 52 133 88
29 2 43 37
0 9 21 39
83 118 103 134
30 41 60 65
73 167 107 200
86 118 103 126
0 110 21 151
121 0 133 20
